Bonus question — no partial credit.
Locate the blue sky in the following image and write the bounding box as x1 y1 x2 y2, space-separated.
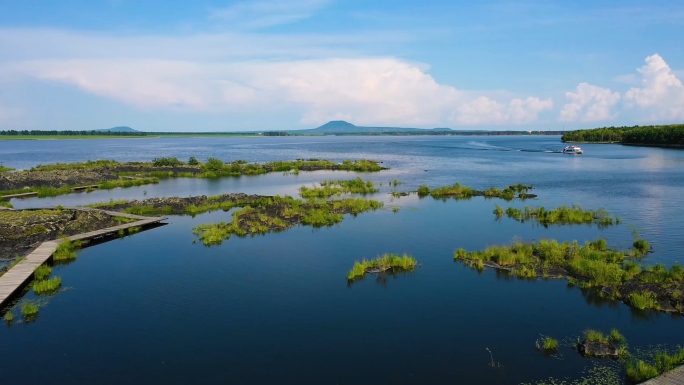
0 0 682 132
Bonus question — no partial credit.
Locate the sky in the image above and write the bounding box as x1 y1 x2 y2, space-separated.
0 0 683 132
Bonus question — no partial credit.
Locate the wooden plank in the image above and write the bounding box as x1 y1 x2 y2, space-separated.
72 185 99 191
641 366 684 385
0 209 166 308
1 192 38 199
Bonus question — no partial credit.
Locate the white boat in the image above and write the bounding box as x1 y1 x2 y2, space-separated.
562 145 583 154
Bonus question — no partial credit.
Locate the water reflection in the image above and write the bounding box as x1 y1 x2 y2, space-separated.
347 269 416 288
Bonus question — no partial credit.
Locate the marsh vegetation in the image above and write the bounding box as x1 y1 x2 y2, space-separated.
417 183 535 200
494 205 620 227
454 239 683 314
193 196 383 246
0 158 385 199
347 253 417 281
299 178 378 198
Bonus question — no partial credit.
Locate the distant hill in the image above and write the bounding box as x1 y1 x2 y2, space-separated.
303 121 451 134
96 126 139 132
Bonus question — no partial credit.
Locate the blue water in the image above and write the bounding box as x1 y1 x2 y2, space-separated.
1 136 684 384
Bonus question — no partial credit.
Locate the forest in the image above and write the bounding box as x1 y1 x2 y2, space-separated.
562 124 684 145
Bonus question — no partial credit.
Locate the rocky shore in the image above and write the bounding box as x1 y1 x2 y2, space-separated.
0 208 132 262
0 169 118 191
90 193 263 215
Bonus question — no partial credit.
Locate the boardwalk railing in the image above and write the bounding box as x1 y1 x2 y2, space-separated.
0 209 166 308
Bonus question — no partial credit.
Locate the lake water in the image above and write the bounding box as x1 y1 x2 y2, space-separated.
1 136 683 384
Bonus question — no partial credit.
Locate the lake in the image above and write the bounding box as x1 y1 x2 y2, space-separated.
1 135 683 384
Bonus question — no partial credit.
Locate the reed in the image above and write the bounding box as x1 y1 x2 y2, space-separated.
52 239 81 261
21 301 39 320
193 196 383 246
34 265 52 280
628 291 659 310
417 185 430 197
124 205 173 216
626 347 684 383
541 336 558 352
498 205 619 227
347 253 417 281
33 276 62 295
300 178 378 198
453 237 682 313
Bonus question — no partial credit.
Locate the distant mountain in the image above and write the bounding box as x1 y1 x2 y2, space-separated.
304 121 452 134
96 126 139 132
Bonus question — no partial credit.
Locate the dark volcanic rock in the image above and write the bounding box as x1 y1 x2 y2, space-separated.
577 340 620 358
0 209 125 259
0 169 117 191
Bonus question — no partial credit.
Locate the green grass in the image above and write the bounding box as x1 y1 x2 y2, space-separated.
417 185 430 197
347 253 417 281
123 205 173 216
127 226 141 234
429 182 474 199
300 178 378 198
34 265 52 280
193 195 383 246
633 239 650 255
454 238 681 313
0 200 13 208
3 311 14 324
52 239 81 261
33 276 62 295
0 165 14 172
499 205 619 227
626 347 684 383
628 291 659 310
21 301 39 320
416 182 533 201
541 336 559 352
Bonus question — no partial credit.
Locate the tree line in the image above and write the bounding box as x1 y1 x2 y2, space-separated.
562 124 684 145
0 130 147 136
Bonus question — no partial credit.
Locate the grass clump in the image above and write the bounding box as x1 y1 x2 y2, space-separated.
430 182 473 199
417 185 430 197
33 276 62 295
3 311 14 324
34 265 52 280
193 196 383 246
347 253 417 281
0 200 13 208
300 178 378 198
454 238 684 314
483 184 533 200
538 336 559 353
21 301 39 320
626 347 684 383
52 239 82 261
499 205 619 227
628 291 659 310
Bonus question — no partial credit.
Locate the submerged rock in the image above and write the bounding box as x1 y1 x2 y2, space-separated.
577 340 620 358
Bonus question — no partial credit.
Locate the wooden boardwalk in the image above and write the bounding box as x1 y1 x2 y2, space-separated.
0 209 166 308
642 366 684 385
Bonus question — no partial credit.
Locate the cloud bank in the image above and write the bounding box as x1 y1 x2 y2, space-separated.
559 54 684 123
0 19 682 129
0 27 555 128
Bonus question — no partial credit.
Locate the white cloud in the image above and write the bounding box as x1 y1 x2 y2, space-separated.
454 96 552 125
209 0 331 29
559 82 620 122
0 27 555 128
624 54 684 120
